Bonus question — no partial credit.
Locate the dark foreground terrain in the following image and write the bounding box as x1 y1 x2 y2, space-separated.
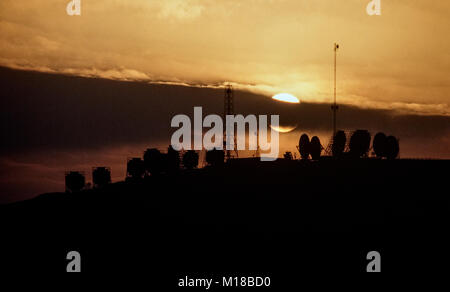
0 158 449 284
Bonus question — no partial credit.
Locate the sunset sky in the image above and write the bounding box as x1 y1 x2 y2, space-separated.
1 1 449 202
1 0 449 115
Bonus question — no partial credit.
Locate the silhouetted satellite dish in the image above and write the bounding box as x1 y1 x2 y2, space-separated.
283 151 293 160
166 145 181 172
332 130 346 157
373 132 387 158
299 134 310 159
310 136 322 160
127 158 145 179
65 171 85 193
183 150 199 169
349 129 371 158
385 136 399 159
143 148 164 175
92 167 111 188
206 148 225 167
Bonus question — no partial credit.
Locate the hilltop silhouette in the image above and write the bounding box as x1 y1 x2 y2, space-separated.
1 156 449 278
0 67 449 279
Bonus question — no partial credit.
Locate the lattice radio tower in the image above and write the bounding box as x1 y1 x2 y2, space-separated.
224 84 237 160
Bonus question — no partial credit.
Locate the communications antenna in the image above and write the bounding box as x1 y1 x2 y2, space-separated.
332 43 340 136
224 84 238 160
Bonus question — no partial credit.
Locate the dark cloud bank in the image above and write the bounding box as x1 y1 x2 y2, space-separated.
0 66 449 202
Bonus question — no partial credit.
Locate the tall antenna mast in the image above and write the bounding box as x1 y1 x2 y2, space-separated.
224 84 234 160
332 43 339 136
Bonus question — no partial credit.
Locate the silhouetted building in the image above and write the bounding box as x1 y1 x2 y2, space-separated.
65 171 85 193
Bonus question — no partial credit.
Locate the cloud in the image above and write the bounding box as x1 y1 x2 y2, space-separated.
2 61 448 117
1 66 448 155
0 1 449 115
157 0 205 20
0 67 449 203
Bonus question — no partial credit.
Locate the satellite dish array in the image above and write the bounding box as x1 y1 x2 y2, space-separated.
299 130 400 160
298 134 323 160
373 132 400 160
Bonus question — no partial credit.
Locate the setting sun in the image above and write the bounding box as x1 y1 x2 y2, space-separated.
272 93 300 104
270 124 297 133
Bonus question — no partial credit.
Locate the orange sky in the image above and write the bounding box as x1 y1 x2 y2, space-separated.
0 0 449 115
